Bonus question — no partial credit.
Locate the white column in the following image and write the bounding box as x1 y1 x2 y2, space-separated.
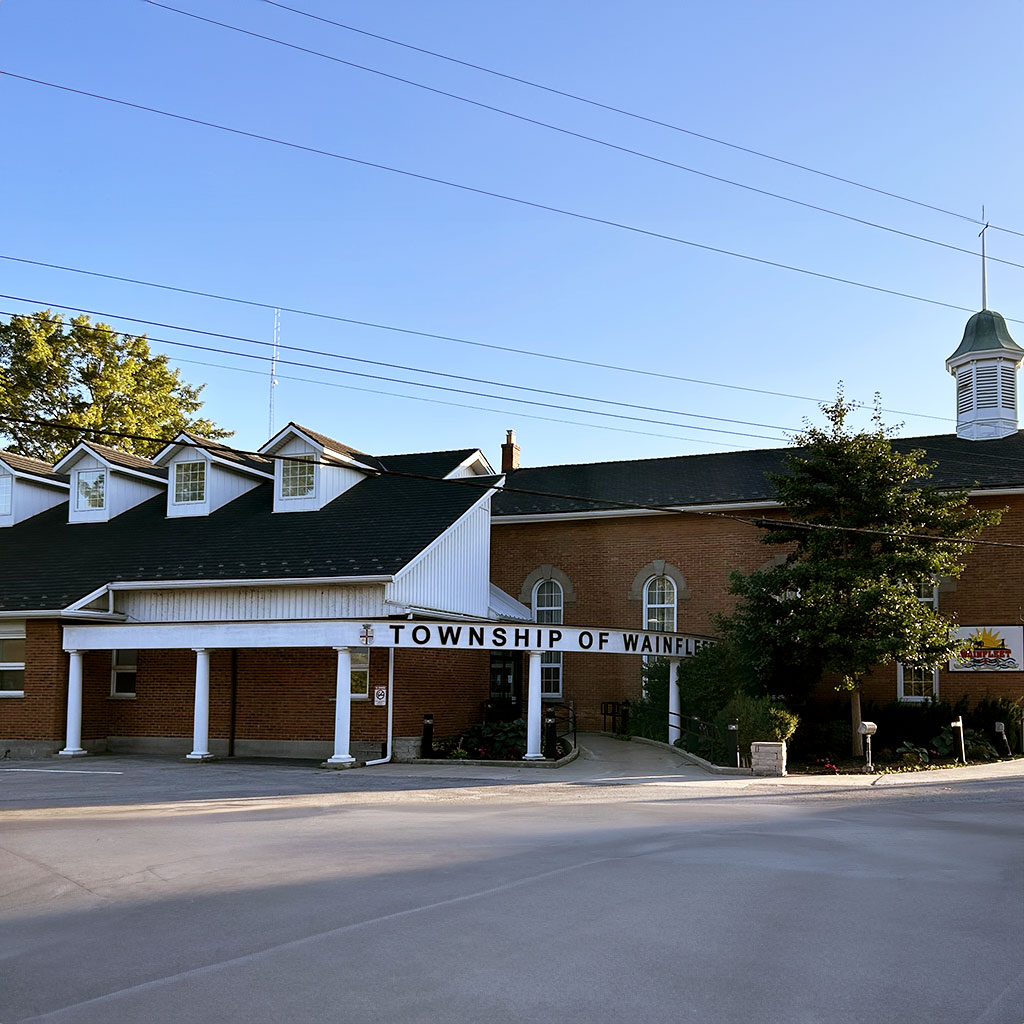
186 648 213 760
59 650 86 756
328 646 355 764
668 657 681 746
523 650 544 760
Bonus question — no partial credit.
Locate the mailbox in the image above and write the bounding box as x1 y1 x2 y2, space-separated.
857 721 877 736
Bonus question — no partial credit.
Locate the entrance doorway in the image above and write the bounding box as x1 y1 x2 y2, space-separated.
488 652 522 721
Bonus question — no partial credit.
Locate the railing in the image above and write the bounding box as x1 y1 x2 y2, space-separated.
544 702 576 757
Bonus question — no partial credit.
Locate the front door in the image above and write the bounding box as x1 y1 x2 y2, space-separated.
488 652 522 720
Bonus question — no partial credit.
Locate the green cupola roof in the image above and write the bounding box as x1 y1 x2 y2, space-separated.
947 309 1024 363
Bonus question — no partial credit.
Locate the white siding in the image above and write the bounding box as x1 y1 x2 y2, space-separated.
166 455 265 518
67 454 164 524
115 584 387 623
272 437 367 513
0 472 67 528
389 501 491 617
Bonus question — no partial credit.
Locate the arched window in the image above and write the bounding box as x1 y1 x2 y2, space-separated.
643 576 677 633
534 579 564 698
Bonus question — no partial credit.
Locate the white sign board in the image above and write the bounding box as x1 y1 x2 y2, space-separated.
948 626 1024 672
373 686 388 707
363 622 712 656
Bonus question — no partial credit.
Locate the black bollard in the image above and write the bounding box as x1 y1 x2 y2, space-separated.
543 708 558 759
727 718 740 767
620 700 631 735
422 713 434 759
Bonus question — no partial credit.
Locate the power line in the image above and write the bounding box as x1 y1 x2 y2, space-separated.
4 412 1022 549
0 303 793 440
145 1 1024 272
0 254 958 423
0 307 788 442
0 71 1007 325
262 0 1024 240
168 355 752 447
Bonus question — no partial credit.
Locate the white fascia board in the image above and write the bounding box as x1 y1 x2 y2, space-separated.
0 609 123 620
391 484 495 584
446 450 494 477
206 453 274 479
383 602 502 622
7 468 69 491
62 576 393 613
54 443 163 484
492 499 783 524
52 442 95 473
966 487 1024 497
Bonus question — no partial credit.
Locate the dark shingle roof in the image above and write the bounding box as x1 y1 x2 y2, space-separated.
178 433 272 475
0 474 492 611
379 449 482 477
0 451 68 483
286 423 383 471
74 441 167 479
492 431 1024 517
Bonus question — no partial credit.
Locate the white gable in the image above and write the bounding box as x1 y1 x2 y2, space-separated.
55 446 164 524
0 465 68 528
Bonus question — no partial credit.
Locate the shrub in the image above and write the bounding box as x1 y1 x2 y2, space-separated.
439 719 528 760
718 693 799 756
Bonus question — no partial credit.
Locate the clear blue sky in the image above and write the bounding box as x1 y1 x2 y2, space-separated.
3 0 1023 469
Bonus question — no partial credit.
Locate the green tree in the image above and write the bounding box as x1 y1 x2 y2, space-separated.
726 392 1000 755
0 310 230 461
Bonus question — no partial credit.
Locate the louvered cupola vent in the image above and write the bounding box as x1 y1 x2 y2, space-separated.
946 310 1024 441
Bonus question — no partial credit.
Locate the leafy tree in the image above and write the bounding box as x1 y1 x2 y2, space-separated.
0 310 230 461
725 392 1000 755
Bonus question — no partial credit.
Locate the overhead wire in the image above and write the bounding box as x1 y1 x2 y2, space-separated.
144 1 1024 272
0 255 960 423
0 304 793 441
262 0 1024 240
0 71 1010 330
4 412 1024 549
0 307 788 443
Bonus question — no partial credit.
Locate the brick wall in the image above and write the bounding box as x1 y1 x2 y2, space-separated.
493 496 1024 725
0 620 67 742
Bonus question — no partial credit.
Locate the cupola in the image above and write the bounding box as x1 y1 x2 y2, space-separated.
946 309 1024 440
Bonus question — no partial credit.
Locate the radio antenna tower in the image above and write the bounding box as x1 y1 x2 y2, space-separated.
268 308 280 435
979 205 989 310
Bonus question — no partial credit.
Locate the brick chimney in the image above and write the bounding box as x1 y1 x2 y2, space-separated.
500 429 520 472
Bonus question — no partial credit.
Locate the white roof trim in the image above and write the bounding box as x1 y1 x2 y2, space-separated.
54 443 165 484
445 450 494 478
258 425 378 471
493 499 783 524
64 575 395 611
391 483 496 584
0 466 70 490
152 437 274 479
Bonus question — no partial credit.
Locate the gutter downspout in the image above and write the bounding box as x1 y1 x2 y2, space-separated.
363 647 394 766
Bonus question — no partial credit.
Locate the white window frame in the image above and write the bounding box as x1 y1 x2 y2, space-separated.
350 648 370 698
643 576 677 633
280 455 316 500
0 622 26 697
110 649 137 698
0 474 11 516
534 579 564 698
173 461 206 504
75 469 106 511
897 582 940 702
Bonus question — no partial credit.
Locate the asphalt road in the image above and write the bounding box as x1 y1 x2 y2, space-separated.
1 736 1021 1024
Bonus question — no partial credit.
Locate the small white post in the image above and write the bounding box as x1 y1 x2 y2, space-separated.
328 646 355 764
524 651 544 760
186 648 213 760
668 657 681 746
59 650 86 756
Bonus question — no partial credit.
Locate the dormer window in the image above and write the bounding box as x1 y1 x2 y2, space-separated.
281 455 316 499
173 461 206 504
0 476 10 516
75 470 106 510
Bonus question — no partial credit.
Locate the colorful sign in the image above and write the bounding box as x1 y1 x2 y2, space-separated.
949 626 1024 672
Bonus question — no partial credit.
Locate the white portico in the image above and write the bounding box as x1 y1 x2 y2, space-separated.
60 618 711 761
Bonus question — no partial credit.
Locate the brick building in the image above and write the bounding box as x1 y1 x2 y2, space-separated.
492 309 1024 729
0 424 526 760
3 309 1023 758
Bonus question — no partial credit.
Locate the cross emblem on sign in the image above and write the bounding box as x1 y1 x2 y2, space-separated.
359 624 374 645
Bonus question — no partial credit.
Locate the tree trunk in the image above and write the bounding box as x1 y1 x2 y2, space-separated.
850 685 864 757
